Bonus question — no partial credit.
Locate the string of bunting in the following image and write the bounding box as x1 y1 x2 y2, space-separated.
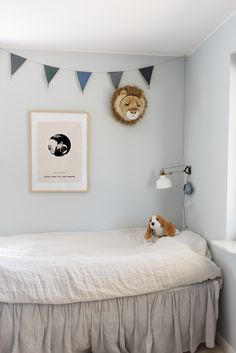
10 52 171 92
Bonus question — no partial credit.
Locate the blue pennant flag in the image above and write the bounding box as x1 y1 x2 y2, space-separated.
139 66 154 87
76 71 92 92
11 53 27 76
44 65 60 86
108 71 123 89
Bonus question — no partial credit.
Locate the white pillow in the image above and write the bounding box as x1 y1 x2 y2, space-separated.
176 230 212 258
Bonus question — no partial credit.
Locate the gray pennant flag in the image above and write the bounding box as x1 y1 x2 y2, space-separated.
108 71 123 89
11 53 27 76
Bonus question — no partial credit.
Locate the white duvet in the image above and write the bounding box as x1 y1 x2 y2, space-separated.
0 229 221 304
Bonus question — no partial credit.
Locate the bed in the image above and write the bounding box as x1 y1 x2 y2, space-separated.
0 229 221 353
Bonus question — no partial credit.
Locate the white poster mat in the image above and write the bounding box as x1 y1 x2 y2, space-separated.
30 111 88 192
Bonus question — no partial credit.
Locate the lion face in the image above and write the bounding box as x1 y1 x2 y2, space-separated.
111 86 147 125
120 95 145 121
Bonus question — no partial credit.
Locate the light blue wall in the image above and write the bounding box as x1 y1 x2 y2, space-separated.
0 50 185 235
184 16 236 241
184 14 236 351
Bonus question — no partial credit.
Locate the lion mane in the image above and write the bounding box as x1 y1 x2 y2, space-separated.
111 85 147 125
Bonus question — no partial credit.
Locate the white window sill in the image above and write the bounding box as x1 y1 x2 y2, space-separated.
211 240 236 254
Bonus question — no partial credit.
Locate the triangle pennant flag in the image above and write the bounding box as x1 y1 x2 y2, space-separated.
11 53 27 76
76 71 92 92
44 65 60 86
139 66 154 87
108 71 123 89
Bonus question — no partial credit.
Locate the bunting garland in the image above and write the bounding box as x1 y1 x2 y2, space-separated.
108 71 123 89
44 65 60 86
3 49 178 91
76 71 92 92
11 53 27 76
139 66 154 87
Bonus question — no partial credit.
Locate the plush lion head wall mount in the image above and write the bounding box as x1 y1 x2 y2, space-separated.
111 85 147 125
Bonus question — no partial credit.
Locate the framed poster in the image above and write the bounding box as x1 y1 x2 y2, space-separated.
30 111 88 192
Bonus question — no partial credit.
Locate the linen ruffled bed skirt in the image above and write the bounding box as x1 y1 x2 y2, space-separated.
0 279 220 353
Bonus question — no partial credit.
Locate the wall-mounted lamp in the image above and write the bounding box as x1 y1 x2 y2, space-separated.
156 164 193 229
156 165 193 194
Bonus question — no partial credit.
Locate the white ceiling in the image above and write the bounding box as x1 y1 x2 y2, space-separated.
0 0 236 56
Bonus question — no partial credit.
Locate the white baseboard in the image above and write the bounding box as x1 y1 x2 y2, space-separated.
216 333 236 353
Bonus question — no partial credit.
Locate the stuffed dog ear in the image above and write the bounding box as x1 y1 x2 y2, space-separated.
144 217 151 240
162 217 176 237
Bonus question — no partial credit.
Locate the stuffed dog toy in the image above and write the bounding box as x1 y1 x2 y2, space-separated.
145 215 178 240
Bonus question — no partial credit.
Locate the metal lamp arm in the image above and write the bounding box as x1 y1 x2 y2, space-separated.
160 165 191 176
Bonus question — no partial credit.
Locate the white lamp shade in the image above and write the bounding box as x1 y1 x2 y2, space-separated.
156 175 172 189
